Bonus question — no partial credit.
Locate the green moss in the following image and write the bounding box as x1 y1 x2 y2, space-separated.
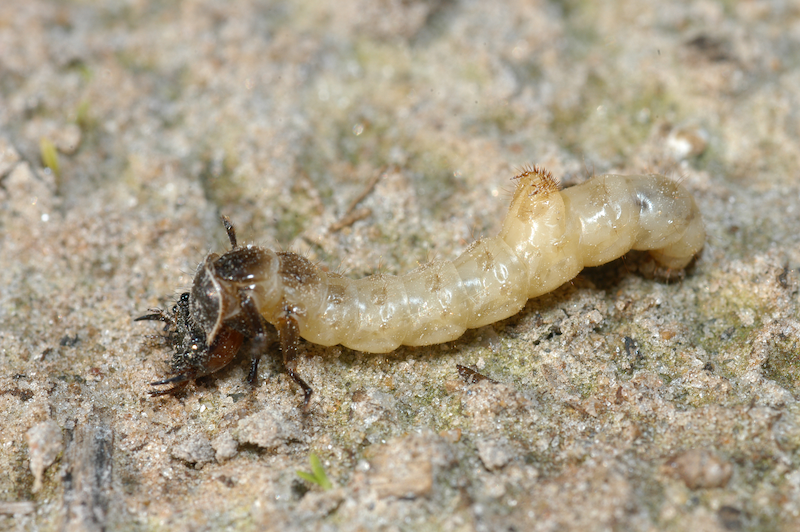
296 110 462 242
761 333 800 396
74 100 95 132
39 137 61 179
470 103 527 137
193 143 318 244
551 75 681 160
273 210 309 245
67 60 94 83
197 152 241 208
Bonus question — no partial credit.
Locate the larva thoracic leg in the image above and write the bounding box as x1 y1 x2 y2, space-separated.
138 167 704 401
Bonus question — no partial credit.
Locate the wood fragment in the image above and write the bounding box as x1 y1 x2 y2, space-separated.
456 364 497 384
61 408 114 532
329 168 385 232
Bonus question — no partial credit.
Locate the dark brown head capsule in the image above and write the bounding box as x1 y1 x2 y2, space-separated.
137 216 312 403
135 277 245 396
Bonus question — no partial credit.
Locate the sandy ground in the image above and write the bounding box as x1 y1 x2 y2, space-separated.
2 0 800 530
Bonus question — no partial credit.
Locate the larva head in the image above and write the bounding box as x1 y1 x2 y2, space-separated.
139 251 251 395
169 238 281 380
135 292 208 374
136 288 243 395
138 218 270 395
170 287 242 377
167 292 209 368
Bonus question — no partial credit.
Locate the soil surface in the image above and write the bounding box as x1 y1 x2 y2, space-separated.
2 1 800 531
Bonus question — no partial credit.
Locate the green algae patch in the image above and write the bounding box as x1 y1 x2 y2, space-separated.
762 333 800 398
551 77 681 160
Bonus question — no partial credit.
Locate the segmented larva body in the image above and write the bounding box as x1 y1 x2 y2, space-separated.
256 169 702 350
139 168 704 399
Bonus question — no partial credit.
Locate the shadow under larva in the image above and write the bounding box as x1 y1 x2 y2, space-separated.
136 166 704 404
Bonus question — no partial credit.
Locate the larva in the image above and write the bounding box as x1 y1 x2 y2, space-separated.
137 167 704 402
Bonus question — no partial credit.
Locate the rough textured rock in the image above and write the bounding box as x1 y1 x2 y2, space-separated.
664 449 734 490
2 1 800 530
362 431 456 499
171 433 216 468
25 420 63 493
236 409 305 450
211 431 238 462
475 437 513 471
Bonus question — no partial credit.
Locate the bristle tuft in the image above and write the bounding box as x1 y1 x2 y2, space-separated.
512 165 559 194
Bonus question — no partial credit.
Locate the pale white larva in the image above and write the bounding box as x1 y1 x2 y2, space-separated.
137 166 704 402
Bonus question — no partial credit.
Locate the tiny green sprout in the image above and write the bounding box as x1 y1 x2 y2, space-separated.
39 137 60 178
296 453 333 490
75 100 92 131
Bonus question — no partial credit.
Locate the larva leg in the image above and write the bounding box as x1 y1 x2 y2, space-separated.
148 373 193 396
240 296 278 386
277 303 313 406
134 308 175 327
247 343 261 385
